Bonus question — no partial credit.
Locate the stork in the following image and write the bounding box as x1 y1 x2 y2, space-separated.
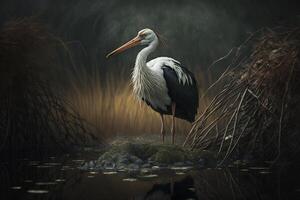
106 28 198 144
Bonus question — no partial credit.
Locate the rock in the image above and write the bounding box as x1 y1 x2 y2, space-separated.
99 160 105 166
141 168 151 173
104 162 114 169
80 163 89 170
129 155 140 162
120 153 130 159
78 161 95 170
98 151 112 161
185 161 193 166
174 162 185 166
142 163 151 168
128 163 139 170
135 158 143 165
117 164 126 170
152 165 160 170
158 163 167 167
118 157 129 164
89 161 95 168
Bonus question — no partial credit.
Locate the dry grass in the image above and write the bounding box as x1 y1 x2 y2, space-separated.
184 27 300 164
66 68 211 139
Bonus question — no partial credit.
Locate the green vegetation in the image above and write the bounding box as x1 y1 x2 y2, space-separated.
97 142 216 167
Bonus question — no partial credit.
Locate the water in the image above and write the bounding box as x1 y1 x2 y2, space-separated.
1 150 300 200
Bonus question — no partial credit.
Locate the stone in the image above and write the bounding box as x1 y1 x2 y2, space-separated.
89 161 95 168
174 162 185 166
80 163 88 170
142 163 151 168
141 168 151 173
152 165 160 170
118 157 129 164
135 158 143 165
185 161 193 166
128 163 139 170
104 162 114 169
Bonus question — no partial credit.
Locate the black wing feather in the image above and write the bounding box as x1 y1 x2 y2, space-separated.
162 65 199 122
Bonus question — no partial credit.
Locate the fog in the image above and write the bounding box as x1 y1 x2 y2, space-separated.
0 0 299 76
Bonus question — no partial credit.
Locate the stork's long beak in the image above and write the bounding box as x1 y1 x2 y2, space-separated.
106 36 141 58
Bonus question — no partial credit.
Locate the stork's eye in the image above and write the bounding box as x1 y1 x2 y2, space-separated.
139 32 146 38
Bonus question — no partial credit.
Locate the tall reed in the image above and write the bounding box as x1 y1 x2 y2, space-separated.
66 67 211 139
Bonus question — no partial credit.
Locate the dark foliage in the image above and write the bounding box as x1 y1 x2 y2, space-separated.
0 18 102 160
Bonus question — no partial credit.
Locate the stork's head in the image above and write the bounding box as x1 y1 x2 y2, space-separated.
138 28 158 45
106 28 158 58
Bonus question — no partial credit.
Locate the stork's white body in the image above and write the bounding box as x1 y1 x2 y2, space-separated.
132 35 193 112
133 57 171 111
107 28 198 144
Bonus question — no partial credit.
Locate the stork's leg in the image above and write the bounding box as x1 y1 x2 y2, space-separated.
160 114 165 143
171 103 176 144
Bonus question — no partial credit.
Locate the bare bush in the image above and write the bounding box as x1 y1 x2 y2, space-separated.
184 27 300 164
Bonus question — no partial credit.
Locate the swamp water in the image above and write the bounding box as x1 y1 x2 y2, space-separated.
1 137 300 200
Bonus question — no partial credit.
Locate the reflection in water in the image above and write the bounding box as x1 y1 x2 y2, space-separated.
144 176 196 200
1 154 300 200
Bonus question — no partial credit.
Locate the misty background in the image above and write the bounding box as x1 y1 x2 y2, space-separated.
0 0 299 137
0 0 299 77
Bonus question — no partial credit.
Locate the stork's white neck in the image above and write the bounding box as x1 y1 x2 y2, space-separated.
132 37 159 101
135 39 158 69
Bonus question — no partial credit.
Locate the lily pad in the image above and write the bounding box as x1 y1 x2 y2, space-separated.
140 174 158 178
123 178 137 182
103 171 117 175
27 190 49 194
